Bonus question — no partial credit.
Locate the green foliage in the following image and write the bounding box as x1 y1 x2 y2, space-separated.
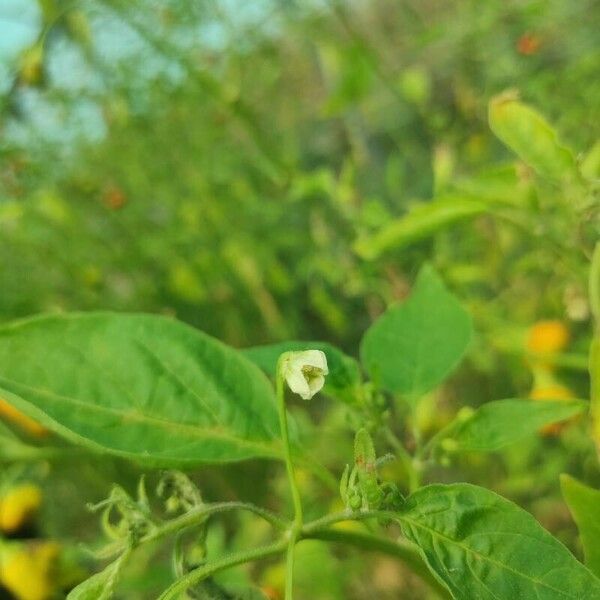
561 475 600 578
360 265 472 401
355 196 487 260
0 313 284 465
0 2 599 599
441 399 587 453
489 92 579 181
397 483 600 599
67 553 130 600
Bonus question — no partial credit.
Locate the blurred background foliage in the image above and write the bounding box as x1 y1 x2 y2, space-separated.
0 1 599 598
1 0 598 348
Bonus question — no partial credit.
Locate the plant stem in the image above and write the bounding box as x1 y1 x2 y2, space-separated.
276 355 304 599
143 502 288 543
304 528 450 598
157 539 289 600
101 502 288 559
156 510 448 600
285 532 299 600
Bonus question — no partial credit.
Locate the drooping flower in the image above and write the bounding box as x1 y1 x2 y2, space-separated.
280 350 329 400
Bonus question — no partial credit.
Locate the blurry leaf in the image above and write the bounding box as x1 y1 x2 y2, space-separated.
397 483 600 600
168 263 206 303
451 163 530 204
591 292 600 454
18 43 45 86
323 44 373 115
398 66 431 106
592 366 600 459
0 313 284 466
293 540 344 599
67 553 129 600
243 341 361 402
443 399 586 452
355 197 487 260
489 91 578 180
222 585 269 600
581 140 600 180
360 266 472 401
561 474 600 578
432 144 455 195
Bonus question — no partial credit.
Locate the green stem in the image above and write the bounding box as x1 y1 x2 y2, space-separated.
276 360 304 527
101 502 288 559
285 531 299 600
305 528 450 599
156 510 448 600
157 539 289 600
143 502 288 542
301 509 354 534
276 355 304 600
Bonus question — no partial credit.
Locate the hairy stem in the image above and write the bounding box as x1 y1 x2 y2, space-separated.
157 539 289 600
100 502 288 559
305 528 450 598
144 502 288 543
156 509 448 600
276 354 304 599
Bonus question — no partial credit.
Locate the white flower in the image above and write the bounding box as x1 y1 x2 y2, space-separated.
280 350 329 400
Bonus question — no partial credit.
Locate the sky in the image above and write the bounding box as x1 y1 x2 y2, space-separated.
0 0 39 60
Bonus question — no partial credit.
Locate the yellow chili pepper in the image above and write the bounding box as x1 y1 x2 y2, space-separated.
0 484 42 534
0 398 47 438
526 320 570 355
0 541 60 600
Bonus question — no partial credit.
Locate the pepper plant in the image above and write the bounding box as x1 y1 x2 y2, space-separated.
0 256 598 599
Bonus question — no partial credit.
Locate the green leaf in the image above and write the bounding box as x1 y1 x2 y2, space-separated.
243 340 361 402
67 553 129 600
444 399 587 452
397 483 600 600
451 163 530 205
0 313 284 466
360 266 472 400
581 140 600 181
561 475 600 578
354 196 487 260
489 91 578 181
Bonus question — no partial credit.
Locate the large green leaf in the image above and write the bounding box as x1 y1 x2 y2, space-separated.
489 92 578 181
242 340 361 402
360 266 472 401
397 483 600 600
354 196 486 260
561 475 600 578
0 313 284 466
444 399 587 452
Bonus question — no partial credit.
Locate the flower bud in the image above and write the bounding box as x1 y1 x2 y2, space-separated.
280 350 329 400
